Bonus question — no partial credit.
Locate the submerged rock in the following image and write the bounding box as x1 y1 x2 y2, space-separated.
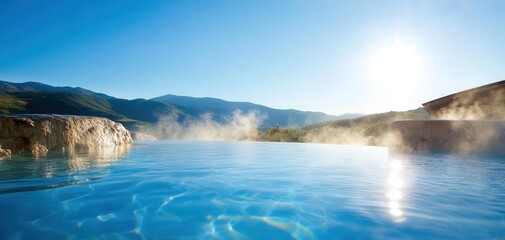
0 114 132 156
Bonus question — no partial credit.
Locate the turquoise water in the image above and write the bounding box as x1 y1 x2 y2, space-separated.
0 141 504 239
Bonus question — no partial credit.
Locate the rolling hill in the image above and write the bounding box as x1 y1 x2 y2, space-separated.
151 94 358 127
257 108 429 146
0 80 353 129
0 80 192 129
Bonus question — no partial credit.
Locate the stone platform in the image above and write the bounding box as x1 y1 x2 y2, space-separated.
389 120 505 154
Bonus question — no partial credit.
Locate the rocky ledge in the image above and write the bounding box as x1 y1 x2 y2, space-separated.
389 120 505 154
0 114 132 157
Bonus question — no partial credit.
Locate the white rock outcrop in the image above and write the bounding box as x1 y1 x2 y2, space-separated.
0 114 132 156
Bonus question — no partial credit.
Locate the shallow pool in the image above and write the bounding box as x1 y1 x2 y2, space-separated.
0 141 504 239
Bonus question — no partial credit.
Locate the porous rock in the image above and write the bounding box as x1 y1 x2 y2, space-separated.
0 114 132 156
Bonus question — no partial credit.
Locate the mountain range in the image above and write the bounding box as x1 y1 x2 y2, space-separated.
0 80 362 130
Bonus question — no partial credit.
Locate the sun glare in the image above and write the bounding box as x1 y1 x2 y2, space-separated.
368 42 424 107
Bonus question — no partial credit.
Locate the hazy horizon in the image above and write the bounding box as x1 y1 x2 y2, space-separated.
1 0 504 115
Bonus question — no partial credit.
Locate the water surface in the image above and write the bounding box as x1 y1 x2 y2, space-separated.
0 141 504 239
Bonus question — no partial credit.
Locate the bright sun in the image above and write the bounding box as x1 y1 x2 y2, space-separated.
368 42 424 104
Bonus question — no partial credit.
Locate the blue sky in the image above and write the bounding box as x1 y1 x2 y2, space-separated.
1 0 504 114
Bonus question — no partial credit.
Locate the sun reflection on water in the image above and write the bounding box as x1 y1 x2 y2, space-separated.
387 159 406 222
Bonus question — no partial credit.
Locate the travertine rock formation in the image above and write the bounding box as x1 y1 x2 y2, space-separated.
0 114 132 156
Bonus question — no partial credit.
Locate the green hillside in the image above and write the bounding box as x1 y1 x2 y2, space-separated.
0 80 351 131
257 108 429 146
0 93 26 114
0 80 192 130
8 91 123 119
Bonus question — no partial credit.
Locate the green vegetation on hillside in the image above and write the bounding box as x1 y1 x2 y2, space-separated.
257 109 428 146
0 81 192 129
0 93 26 114
10 91 126 120
256 125 306 142
0 80 347 130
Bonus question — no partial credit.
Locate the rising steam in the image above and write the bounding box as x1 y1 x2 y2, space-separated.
147 110 265 141
303 126 373 146
301 111 426 147
389 82 505 153
428 86 505 120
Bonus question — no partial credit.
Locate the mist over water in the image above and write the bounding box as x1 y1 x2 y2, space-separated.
142 108 408 147
137 84 504 150
148 110 265 141
303 125 394 146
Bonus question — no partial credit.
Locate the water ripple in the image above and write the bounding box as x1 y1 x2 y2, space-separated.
0 141 503 239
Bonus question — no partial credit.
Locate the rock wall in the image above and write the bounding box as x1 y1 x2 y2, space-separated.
389 120 505 154
0 114 132 156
